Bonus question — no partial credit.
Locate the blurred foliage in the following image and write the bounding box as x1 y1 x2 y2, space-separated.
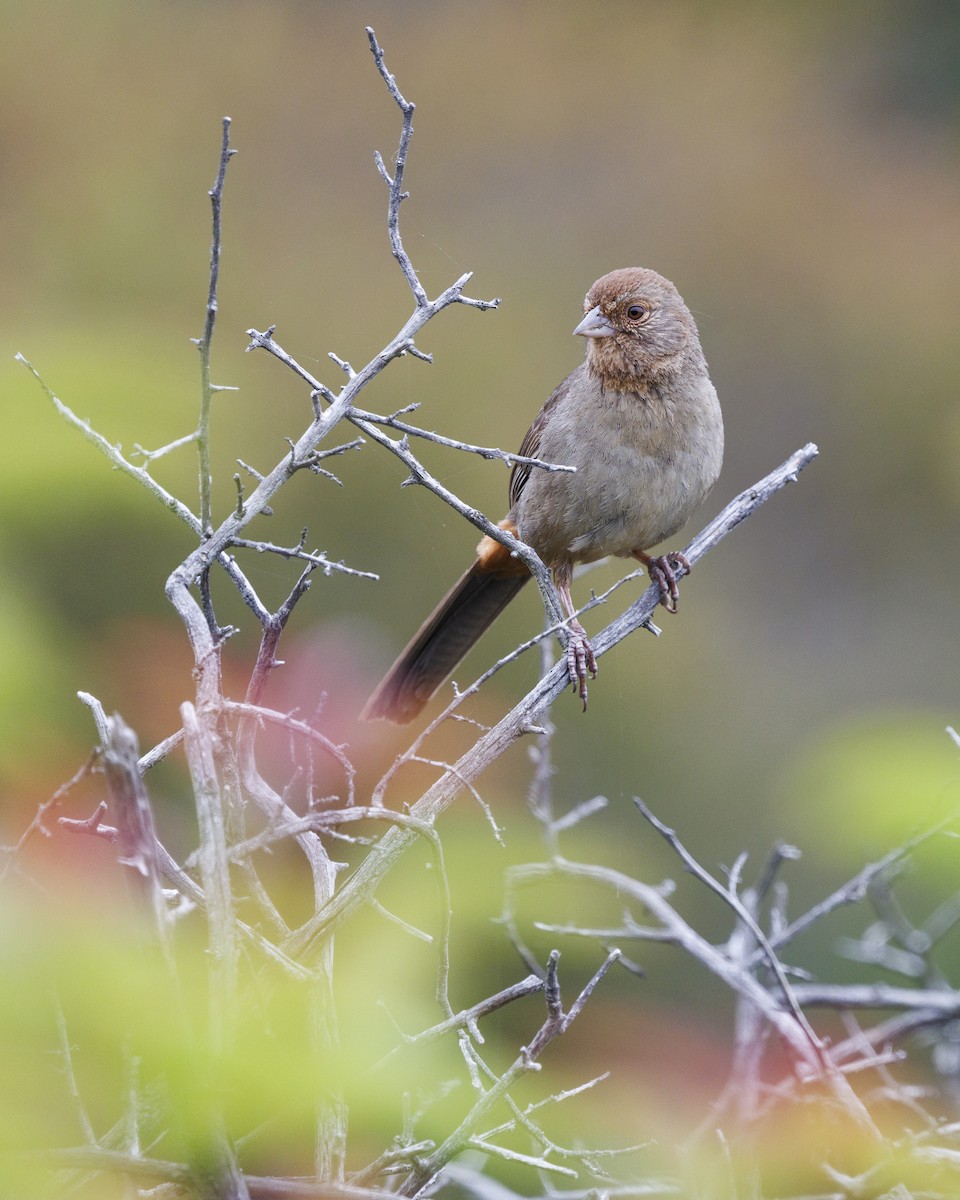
782 709 960 854
3 0 960 1192
3 805 958 1197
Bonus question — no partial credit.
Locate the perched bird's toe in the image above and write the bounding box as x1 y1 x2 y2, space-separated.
564 620 598 711
646 551 690 614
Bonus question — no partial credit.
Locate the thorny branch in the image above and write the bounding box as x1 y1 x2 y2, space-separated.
401 950 622 1197
196 115 237 539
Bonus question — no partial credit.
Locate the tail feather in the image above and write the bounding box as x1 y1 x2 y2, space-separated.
362 562 529 723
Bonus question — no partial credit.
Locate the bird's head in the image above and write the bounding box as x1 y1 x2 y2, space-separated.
574 267 700 390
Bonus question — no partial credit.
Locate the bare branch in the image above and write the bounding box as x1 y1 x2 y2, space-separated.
0 751 97 876
791 982 960 1015
633 797 824 1057
231 536 378 580
220 700 356 806
400 951 617 1196
133 428 201 463
351 406 576 476
16 355 203 535
99 713 174 961
757 814 958 963
195 115 237 536
182 701 239 1055
365 27 426 307
54 1002 98 1147
373 974 545 1067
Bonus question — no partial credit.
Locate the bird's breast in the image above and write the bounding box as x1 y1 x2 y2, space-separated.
512 376 723 565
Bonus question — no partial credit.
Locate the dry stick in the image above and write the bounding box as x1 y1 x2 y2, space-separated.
756 817 957 964
173 268 497 700
46 1148 403 1199
791 981 960 1015
187 162 498 700
517 857 823 1056
401 950 621 1198
634 798 823 1056
285 443 818 963
461 1065 637 1183
443 1164 682 1200
182 700 239 1059
19 35 501 700
180 719 247 1200
197 116 236 539
349 404 576 478
237 587 342 916
22 30 496 708
60 694 310 980
372 974 545 1066
99 713 175 969
230 536 378 580
719 906 773 1134
696 847 797 1141
473 1074 639 1164
0 752 97 878
637 802 891 1142
526 623 562 852
84 694 248 1200
515 855 887 1154
234 604 347 1183
19 40 497 703
221 701 356 806
195 118 238 641
19 344 274 644
139 727 185 772
25 34 514 1200
16 353 270 712
53 1001 98 1148
366 27 431 309
15 355 203 535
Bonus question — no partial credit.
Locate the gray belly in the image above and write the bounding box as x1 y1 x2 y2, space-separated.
512 382 723 566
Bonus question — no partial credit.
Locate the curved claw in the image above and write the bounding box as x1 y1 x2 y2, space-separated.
564 619 598 711
646 551 690 614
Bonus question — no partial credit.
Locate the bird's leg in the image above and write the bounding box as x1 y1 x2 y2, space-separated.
553 563 597 710
635 550 690 614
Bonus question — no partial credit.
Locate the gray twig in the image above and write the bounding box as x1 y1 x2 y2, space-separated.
195 115 236 538
401 951 620 1197
182 701 238 1056
351 406 576 476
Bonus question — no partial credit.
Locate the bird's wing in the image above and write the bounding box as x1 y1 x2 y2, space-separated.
508 369 577 509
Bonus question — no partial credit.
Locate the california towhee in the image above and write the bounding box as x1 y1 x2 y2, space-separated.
363 267 724 723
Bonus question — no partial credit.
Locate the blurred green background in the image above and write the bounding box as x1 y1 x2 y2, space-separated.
3 0 960 1185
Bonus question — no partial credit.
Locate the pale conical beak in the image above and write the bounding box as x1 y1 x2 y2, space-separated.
573 304 616 338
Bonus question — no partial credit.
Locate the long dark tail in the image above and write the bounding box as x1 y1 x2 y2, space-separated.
361 561 529 723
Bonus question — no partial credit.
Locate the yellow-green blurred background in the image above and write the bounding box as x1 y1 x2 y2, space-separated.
4 0 960 1189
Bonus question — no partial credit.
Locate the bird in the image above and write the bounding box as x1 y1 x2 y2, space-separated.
362 267 724 724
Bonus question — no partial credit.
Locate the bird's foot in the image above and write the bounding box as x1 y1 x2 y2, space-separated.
646 551 690 614
564 619 598 711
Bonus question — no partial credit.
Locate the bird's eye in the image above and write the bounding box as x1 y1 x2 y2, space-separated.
626 303 647 321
